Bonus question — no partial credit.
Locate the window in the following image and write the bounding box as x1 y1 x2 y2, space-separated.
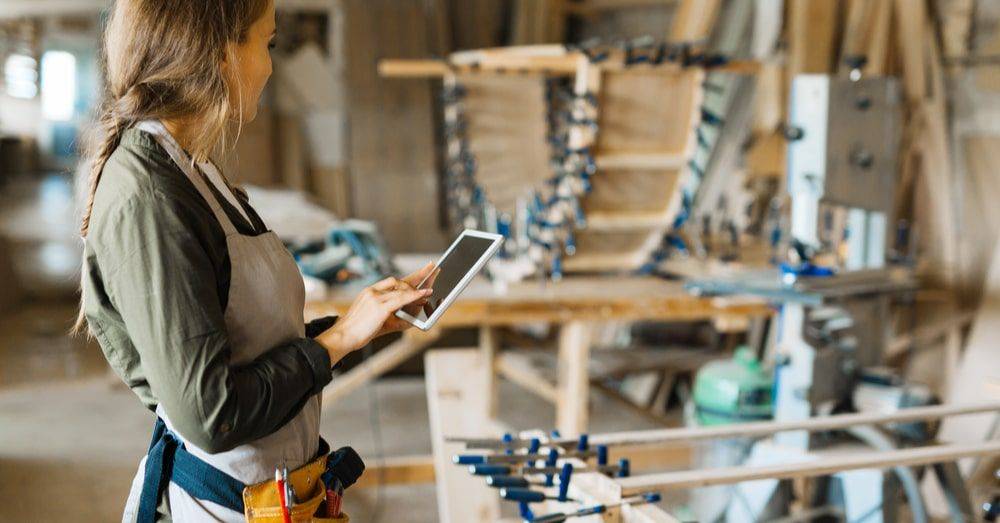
41 50 76 121
4 53 38 99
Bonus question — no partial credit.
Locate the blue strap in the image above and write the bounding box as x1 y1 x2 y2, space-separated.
136 418 247 522
136 418 333 522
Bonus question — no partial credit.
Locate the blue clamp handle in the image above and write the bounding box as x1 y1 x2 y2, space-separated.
557 463 573 502
596 445 608 466
617 458 631 478
643 493 662 503
501 488 546 503
487 476 529 488
576 434 589 452
453 455 486 465
544 448 559 487
470 464 511 476
528 438 541 455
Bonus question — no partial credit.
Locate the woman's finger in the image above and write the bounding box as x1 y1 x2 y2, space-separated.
372 276 400 292
423 267 441 288
383 288 432 311
403 262 435 287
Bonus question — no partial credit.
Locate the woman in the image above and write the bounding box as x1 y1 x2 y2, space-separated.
76 1 435 521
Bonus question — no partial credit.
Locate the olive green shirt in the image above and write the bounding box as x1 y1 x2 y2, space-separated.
83 127 337 455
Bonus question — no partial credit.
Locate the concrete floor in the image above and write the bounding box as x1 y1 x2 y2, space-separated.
0 173 669 522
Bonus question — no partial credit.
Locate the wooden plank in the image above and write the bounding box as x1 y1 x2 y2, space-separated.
864 0 892 76
565 472 680 522
594 152 686 170
668 0 721 43
583 212 674 230
480 326 501 417
788 0 843 76
321 328 442 405
885 310 976 358
557 321 593 436
354 455 436 489
617 440 1000 495
378 59 452 77
307 276 773 327
426 349 505 522
588 401 1000 447
939 239 1000 471
460 74 552 217
496 353 560 404
894 0 928 102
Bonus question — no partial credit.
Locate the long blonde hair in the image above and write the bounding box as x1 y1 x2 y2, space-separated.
74 0 270 333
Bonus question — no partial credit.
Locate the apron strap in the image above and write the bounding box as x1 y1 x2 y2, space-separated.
136 418 247 522
136 418 334 522
134 120 239 237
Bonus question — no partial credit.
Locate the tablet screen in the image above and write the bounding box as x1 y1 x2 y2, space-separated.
411 235 496 322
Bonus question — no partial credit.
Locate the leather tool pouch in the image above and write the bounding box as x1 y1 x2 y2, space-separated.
241 454 349 522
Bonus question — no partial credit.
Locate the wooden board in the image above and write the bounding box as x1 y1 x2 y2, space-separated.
425 349 505 523
440 45 707 275
307 275 773 327
597 69 701 154
460 74 552 216
568 66 703 272
938 237 1000 471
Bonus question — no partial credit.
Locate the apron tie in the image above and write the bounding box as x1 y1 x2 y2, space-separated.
136 418 248 522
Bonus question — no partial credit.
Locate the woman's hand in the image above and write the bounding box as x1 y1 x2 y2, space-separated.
373 262 440 338
317 263 438 364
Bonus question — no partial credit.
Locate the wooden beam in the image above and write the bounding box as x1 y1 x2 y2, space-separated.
557 321 593 436
617 440 1000 495
378 59 452 78
480 326 501 417
894 0 929 102
668 0 721 44
496 353 560 404
594 152 687 170
587 401 1000 447
885 310 975 358
788 0 843 75
426 350 505 522
321 328 441 405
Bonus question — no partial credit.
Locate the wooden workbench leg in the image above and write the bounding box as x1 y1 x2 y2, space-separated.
557 321 592 436
480 326 500 419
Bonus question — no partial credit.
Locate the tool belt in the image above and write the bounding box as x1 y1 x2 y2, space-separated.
242 453 344 523
137 418 364 523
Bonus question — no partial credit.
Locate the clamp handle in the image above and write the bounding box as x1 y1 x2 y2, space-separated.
453 454 485 465
544 448 559 487
470 464 510 476
486 476 529 488
557 463 573 502
500 488 546 503
616 458 631 478
596 445 608 466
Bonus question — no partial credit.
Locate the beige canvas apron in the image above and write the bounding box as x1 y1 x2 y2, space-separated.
121 120 321 522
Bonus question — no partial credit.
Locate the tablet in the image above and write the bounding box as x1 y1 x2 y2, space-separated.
394 230 504 331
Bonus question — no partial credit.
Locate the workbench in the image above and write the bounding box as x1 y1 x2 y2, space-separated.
305 260 771 436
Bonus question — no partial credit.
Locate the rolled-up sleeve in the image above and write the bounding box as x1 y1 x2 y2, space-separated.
97 193 332 454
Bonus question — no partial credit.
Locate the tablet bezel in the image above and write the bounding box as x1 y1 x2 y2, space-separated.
394 229 504 331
